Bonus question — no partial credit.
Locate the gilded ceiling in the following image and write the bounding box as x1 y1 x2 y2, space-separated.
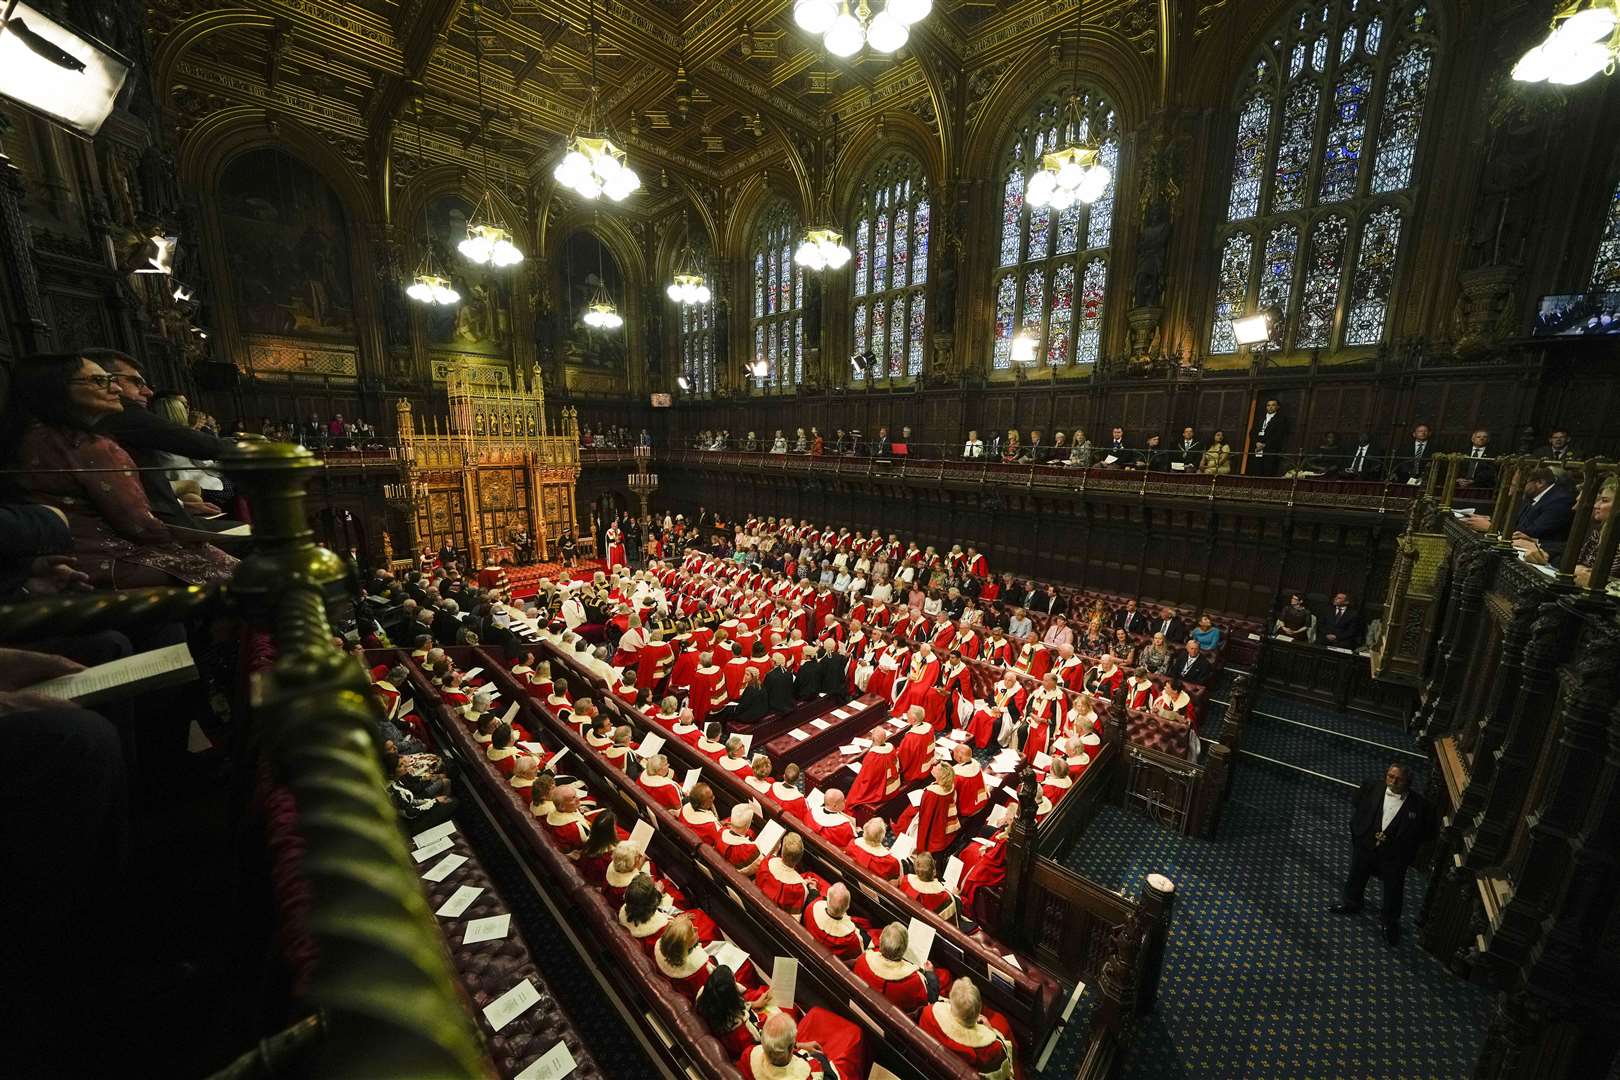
146 0 1166 228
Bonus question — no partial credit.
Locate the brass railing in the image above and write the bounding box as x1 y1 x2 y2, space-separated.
0 440 485 1078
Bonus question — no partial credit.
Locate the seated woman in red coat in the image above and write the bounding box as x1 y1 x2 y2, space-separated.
845 818 902 881
743 754 775 799
653 915 716 1000
694 966 797 1062
919 979 1017 1080
719 804 764 874
901 852 959 921
756 833 823 913
1153 677 1194 723
855 922 948 1014
636 753 685 810
574 811 620 888
484 722 524 776
802 882 869 963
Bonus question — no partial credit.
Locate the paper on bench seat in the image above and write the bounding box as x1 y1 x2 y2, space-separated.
423 853 468 882
839 743 864 756
811 717 832 730
413 819 457 847
463 913 511 944
483 978 540 1032
435 884 483 918
413 836 454 862
515 1040 576 1080
788 728 809 741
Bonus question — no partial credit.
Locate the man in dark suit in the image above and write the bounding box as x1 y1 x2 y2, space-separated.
1511 466 1576 559
1112 599 1149 635
1250 398 1288 476
818 647 851 699
794 647 827 702
1530 428 1576 464
1171 639 1213 684
1392 423 1434 484
94 351 230 528
1332 763 1434 946
1101 427 1133 468
1173 426 1203 471
1132 433 1168 471
1339 433 1381 480
1153 606 1189 646
763 653 797 713
1320 592 1362 649
1030 584 1065 617
1456 429 1497 488
431 601 464 646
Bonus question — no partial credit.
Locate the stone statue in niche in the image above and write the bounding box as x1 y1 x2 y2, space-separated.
714 299 730 367
933 255 957 334
644 297 663 378
803 275 823 351
375 241 411 351
1464 86 1558 271
1133 196 1172 309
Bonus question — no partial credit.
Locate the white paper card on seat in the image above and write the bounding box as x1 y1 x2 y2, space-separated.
807 788 826 810
413 819 457 848
423 853 468 882
515 1040 576 1080
628 819 655 854
436 884 484 918
986 774 1005 791
839 743 864 756
811 717 832 730
682 767 702 793
1001 952 1022 970
463 913 511 944
483 978 540 1032
788 728 809 741
907 788 924 807
1170 461 1186 471
904 918 936 966
771 956 799 1011
988 804 1010 827
463 667 484 680
711 939 750 974
944 856 965 891
636 733 666 759
755 819 786 856
889 830 916 861
889 717 908 728
851 738 873 749
413 836 455 862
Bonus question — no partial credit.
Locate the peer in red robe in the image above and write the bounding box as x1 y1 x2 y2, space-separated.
965 698 1000 750
895 710 938 784
606 526 628 572
802 887 867 962
1042 757 1076 808
843 818 902 879
679 787 724 847
719 806 763 872
950 745 989 818
756 847 816 914
807 791 856 849
901 853 959 920
1051 646 1087 692
913 766 962 855
845 728 901 810
866 639 906 701
637 763 685 810
653 918 716 1001
919 989 1016 1080
689 656 728 727
544 796 592 852
1083 656 1124 699
770 772 809 819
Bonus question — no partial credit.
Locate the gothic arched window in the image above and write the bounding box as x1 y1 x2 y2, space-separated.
750 202 803 392
678 247 716 397
1591 173 1620 292
991 91 1120 371
1207 1 1437 355
850 154 931 381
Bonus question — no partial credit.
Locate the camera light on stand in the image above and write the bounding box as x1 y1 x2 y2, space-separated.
172 283 193 303
750 358 769 379
1232 312 1275 347
676 375 691 390
1010 332 1039 365
0 3 131 137
134 234 176 275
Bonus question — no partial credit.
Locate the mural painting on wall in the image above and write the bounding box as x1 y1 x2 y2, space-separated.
425 194 514 357
217 148 356 339
561 230 627 372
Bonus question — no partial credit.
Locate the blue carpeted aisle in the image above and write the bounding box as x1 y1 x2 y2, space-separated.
1038 696 1489 1080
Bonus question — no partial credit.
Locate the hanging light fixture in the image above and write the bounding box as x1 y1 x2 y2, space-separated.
581 220 624 330
794 0 928 56
458 3 524 267
553 0 641 202
1513 1 1619 85
1026 0 1111 211
666 213 712 305
405 98 461 306
795 118 852 272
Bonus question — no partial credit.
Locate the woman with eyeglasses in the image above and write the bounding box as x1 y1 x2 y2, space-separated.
1 353 236 588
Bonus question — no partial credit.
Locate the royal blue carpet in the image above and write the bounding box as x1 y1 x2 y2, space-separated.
1037 695 1490 1080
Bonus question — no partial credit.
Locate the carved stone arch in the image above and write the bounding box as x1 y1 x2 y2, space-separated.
906 40 958 174
835 117 942 224
961 31 1155 182
549 213 648 294
722 172 802 261
154 8 270 104
762 119 815 223
653 192 715 284
671 177 720 259
397 164 525 252
179 109 380 225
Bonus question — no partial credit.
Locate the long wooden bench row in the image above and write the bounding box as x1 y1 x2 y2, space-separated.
524 643 1067 1055
411 648 982 1080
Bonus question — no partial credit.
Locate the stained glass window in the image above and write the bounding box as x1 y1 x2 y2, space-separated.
1228 87 1274 221
1591 174 1620 291
992 273 1018 369
1296 215 1348 348
678 247 717 396
1209 233 1255 353
750 202 801 391
1371 46 1432 193
1345 205 1401 345
991 91 1118 372
848 154 930 381
1209 0 1435 354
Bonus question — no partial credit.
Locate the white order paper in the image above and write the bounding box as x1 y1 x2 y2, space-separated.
463 913 511 945
788 728 809 741
636 733 666 759
806 788 826 810
710 939 750 975
889 830 916 862
423 853 468 882
436 884 484 918
988 804 1010 827
463 667 484 680
810 718 832 730
771 956 799 1011
483 978 540 1032
943 856 966 891
904 917 936 966
413 836 455 863
755 818 786 856
396 698 414 720
682 767 702 793
907 788 924 807
413 819 457 848
628 819 655 854
515 1041 577 1080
